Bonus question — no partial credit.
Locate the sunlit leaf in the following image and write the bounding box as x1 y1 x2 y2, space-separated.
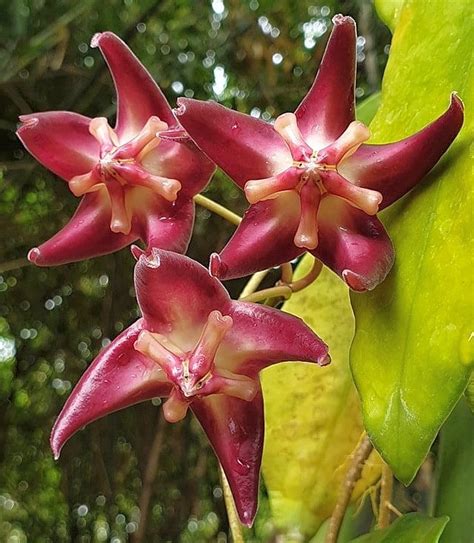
350 0 474 483
374 0 404 32
349 513 448 543
261 256 382 538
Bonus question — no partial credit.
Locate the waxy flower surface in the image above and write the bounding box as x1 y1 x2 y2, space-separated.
17 32 214 266
50 248 329 525
176 15 464 290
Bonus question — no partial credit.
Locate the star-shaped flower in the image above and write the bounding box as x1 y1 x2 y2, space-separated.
176 15 464 290
17 32 214 266
50 248 329 526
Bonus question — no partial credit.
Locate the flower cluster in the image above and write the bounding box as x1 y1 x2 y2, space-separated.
17 16 463 526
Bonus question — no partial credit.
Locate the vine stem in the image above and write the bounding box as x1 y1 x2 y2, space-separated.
240 284 292 303
288 258 322 293
378 463 393 529
325 433 373 543
241 258 323 303
194 193 242 225
220 465 245 543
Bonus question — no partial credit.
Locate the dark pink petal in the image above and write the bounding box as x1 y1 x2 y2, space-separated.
340 94 464 209
295 15 356 147
313 196 394 291
191 391 264 527
137 196 195 254
141 138 215 198
50 320 171 459
28 190 136 266
91 32 176 141
175 98 292 188
133 249 230 333
210 191 303 281
222 301 330 373
17 111 99 181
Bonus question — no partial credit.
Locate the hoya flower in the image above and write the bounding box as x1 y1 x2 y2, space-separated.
176 15 464 290
50 248 329 525
17 32 214 266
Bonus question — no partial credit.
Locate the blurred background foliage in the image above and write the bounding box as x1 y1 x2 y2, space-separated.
0 1 390 541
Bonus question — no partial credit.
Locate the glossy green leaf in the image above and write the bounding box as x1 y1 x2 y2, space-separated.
261 256 382 539
350 0 474 483
434 399 474 542
374 0 404 32
356 92 381 126
349 513 448 543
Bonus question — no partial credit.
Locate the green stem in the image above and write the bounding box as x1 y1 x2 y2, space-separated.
194 194 242 226
239 270 270 299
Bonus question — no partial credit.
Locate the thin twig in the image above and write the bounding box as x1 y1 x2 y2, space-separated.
325 433 373 543
378 463 393 529
133 412 166 543
0 257 30 274
194 193 242 226
220 465 245 543
386 502 403 517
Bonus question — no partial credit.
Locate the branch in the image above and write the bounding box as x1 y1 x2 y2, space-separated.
325 433 373 543
378 463 393 529
133 412 166 543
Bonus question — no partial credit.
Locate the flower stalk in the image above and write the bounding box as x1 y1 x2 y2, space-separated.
194 193 242 226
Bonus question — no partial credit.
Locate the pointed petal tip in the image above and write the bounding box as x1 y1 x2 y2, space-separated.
17 115 39 132
342 269 379 292
135 247 161 269
27 247 41 265
130 244 145 261
332 13 356 27
450 91 465 115
240 510 255 528
209 252 228 279
50 430 62 460
90 31 116 48
319 353 331 367
174 97 193 117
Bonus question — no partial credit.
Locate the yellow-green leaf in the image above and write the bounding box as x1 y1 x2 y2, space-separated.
349 513 449 543
465 372 474 412
350 0 474 484
374 0 405 32
261 256 382 538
